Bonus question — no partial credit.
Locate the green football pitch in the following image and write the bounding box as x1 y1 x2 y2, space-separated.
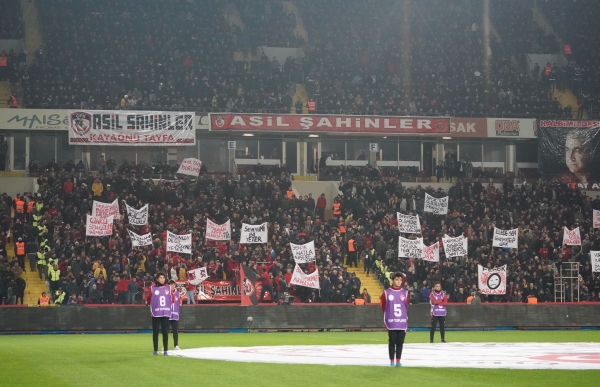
1 331 599 387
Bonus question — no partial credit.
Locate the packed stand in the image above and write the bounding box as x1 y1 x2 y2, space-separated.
15 0 294 112
237 0 303 50
296 0 564 118
539 0 600 118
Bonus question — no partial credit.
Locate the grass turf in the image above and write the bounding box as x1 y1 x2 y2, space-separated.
0 331 598 387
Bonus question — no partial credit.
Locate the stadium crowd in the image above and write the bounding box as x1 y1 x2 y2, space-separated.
2 0 597 118
1 161 599 305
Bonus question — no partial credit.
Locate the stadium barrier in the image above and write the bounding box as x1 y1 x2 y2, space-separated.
1 304 600 332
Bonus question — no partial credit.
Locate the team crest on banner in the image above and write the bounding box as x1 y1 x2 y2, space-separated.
478 265 507 295
423 242 440 262
187 267 209 286
424 193 449 215
563 227 581 246
591 251 600 273
398 237 424 258
492 228 518 249
397 213 421 234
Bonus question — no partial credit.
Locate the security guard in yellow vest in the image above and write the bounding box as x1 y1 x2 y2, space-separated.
54 289 66 305
48 264 61 295
37 250 47 280
33 211 42 227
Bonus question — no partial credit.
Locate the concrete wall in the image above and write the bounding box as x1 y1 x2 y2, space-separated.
292 181 340 209
1 304 599 332
0 177 36 196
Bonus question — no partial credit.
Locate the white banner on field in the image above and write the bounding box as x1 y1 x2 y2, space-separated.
492 228 518 249
423 242 440 262
69 110 195 146
240 223 268 244
92 199 119 220
125 203 148 226
424 193 448 215
398 237 424 258
478 265 507 295
594 210 600 228
290 241 316 263
397 213 421 234
290 264 320 289
177 158 202 177
167 231 192 254
205 219 231 240
187 267 209 286
591 251 600 272
563 227 581 246
128 229 152 247
86 215 114 236
442 234 468 257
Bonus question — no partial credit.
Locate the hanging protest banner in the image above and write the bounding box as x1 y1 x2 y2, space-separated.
398 237 424 258
167 231 192 254
591 251 600 272
69 110 195 146
478 265 507 295
563 227 581 246
86 215 113 236
205 219 231 241
92 199 119 219
177 158 202 177
492 228 519 249
442 235 468 257
240 223 268 244
125 203 148 226
594 210 600 228
423 242 440 262
290 241 316 263
128 229 152 247
187 267 209 286
424 193 449 215
397 213 421 234
290 264 320 289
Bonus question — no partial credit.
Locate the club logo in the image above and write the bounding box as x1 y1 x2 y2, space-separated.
243 277 255 296
214 116 225 128
70 111 92 136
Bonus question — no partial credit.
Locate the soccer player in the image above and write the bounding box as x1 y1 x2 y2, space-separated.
429 281 447 343
380 272 408 367
145 272 172 356
168 280 181 350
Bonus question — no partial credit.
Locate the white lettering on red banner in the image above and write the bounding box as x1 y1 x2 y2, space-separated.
210 113 449 134
69 110 195 146
290 264 320 289
86 215 113 236
205 219 231 241
478 265 507 295
177 158 202 177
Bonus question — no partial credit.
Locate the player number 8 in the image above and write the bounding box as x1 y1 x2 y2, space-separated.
394 304 402 317
159 296 166 307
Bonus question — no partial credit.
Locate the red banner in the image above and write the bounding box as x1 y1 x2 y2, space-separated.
175 280 271 302
210 113 450 134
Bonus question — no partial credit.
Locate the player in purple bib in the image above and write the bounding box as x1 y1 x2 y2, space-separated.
429 281 447 343
145 272 172 356
168 280 181 351
380 272 409 367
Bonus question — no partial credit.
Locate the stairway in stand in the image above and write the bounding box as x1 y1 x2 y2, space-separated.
7 229 48 306
346 260 383 303
0 81 12 108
